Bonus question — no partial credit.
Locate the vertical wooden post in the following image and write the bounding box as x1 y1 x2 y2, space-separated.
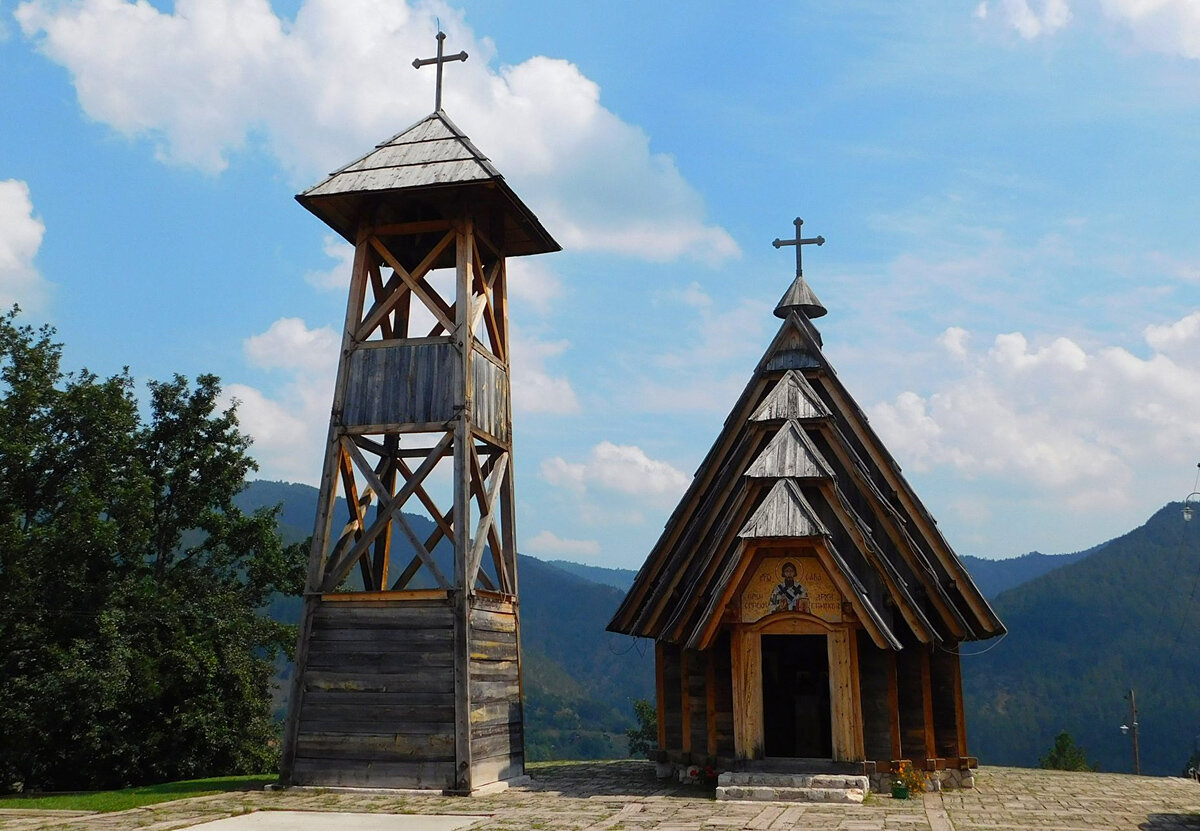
655 641 667 752
705 648 718 757
886 651 902 761
679 649 692 756
452 219 475 793
920 647 937 762
829 629 864 762
730 627 763 759
951 647 968 758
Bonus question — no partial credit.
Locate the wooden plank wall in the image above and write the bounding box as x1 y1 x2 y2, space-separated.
855 630 898 762
895 646 934 761
683 649 708 755
468 598 523 787
343 342 458 427
711 633 736 757
930 647 966 759
291 599 456 788
471 353 510 443
660 643 683 752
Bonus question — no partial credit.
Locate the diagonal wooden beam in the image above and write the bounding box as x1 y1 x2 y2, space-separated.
367 259 395 340
363 232 455 337
467 452 508 591
337 446 376 589
392 510 451 589
322 432 452 590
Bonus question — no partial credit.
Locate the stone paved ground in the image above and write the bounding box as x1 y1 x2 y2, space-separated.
2 762 1199 831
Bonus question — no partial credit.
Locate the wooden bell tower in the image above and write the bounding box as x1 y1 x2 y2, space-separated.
279 34 559 793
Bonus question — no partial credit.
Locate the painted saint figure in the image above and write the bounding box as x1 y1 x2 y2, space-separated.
768 561 811 613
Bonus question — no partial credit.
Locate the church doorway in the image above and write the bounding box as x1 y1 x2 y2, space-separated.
761 634 832 758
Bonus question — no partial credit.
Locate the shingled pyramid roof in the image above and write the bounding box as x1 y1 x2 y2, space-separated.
609 304 1004 652
297 110 559 257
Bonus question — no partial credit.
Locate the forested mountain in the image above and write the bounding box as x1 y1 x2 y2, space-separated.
960 548 1099 599
964 503 1200 775
237 481 653 762
242 481 1200 774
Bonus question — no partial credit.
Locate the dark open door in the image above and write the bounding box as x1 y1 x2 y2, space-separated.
761 634 832 758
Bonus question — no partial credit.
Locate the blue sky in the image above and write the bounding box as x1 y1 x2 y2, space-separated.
3 0 1200 568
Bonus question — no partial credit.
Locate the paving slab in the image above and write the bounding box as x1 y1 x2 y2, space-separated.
191 812 486 830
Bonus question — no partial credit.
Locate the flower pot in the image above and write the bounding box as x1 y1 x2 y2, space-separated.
891 784 910 800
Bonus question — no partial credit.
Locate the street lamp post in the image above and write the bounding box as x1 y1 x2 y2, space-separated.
1119 689 1141 775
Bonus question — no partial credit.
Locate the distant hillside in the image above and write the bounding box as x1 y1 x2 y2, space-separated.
965 503 1200 775
239 479 653 762
960 548 1099 599
546 560 639 591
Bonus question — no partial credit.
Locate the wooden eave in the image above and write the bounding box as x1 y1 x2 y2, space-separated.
786 313 1004 638
608 312 1005 647
296 110 560 258
744 420 837 481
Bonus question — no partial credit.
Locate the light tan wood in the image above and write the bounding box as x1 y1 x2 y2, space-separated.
730 626 763 759
810 538 892 649
371 219 453 237
828 629 864 762
452 220 475 794
951 648 968 757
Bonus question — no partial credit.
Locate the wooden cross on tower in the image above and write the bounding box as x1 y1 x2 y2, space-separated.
772 217 825 277
413 30 468 111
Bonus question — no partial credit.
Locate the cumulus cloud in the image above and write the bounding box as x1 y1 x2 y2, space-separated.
305 235 355 291
0 179 48 310
523 530 601 559
978 0 1200 59
224 317 338 483
541 441 691 505
16 0 737 264
509 329 580 415
869 315 1200 510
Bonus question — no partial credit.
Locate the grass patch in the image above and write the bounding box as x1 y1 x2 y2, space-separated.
0 774 274 813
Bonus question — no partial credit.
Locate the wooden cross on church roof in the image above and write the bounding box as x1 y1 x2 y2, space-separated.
412 30 468 111
772 217 825 278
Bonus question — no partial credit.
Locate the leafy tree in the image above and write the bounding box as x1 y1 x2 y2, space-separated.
1039 731 1097 771
0 308 306 792
626 698 658 759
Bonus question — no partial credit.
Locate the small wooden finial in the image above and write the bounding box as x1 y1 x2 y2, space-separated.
413 31 468 111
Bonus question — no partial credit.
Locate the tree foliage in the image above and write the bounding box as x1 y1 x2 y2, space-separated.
626 698 658 759
1039 731 1097 772
0 308 306 792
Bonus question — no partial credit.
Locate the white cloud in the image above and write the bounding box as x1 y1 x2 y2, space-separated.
305 235 354 291
978 0 1200 59
510 328 580 415
16 0 737 264
541 441 691 504
244 316 340 372
938 326 970 360
506 258 562 316
869 312 1200 510
0 179 48 310
225 317 338 483
523 530 601 559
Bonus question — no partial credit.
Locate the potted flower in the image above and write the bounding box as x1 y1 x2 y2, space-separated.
891 760 927 799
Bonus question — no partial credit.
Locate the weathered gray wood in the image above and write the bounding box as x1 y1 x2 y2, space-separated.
743 420 835 480
303 670 452 694
290 758 455 789
737 478 828 539
470 610 516 633
296 731 455 761
452 220 475 794
343 342 459 427
469 660 519 680
749 369 831 422
470 680 520 701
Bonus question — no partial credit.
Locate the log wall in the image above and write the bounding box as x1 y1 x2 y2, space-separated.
468 596 523 787
291 598 457 788
856 630 899 762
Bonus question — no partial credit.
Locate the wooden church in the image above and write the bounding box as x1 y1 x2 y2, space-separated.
279 34 556 793
608 221 1005 785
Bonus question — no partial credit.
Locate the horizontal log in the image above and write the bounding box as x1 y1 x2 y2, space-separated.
300 717 453 736
303 670 452 694
296 731 454 761
313 607 454 629
310 628 453 645
306 651 455 671
471 729 521 761
299 703 456 725
316 596 449 610
302 690 455 709
470 594 516 614
469 659 519 678
469 642 518 662
470 612 517 634
470 680 520 702
471 754 523 788
471 700 521 725
290 758 454 789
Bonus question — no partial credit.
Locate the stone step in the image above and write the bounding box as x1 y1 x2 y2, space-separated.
715 772 869 803
715 784 865 803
